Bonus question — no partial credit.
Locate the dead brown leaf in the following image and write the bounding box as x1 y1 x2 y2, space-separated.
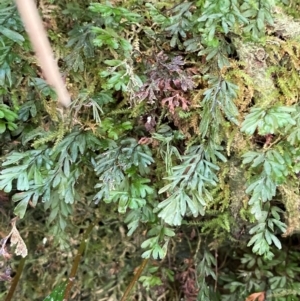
245 291 266 301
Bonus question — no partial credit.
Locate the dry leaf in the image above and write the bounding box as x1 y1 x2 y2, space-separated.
245 292 266 301
0 244 12 260
10 220 28 258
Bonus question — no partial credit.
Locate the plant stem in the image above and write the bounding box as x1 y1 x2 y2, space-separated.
63 221 96 300
120 258 149 301
15 0 71 107
5 257 26 301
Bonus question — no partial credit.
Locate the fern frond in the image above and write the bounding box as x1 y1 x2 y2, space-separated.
279 78 297 103
43 100 60 122
282 40 300 70
107 108 132 116
53 121 67 149
201 212 232 238
33 120 67 149
32 131 59 148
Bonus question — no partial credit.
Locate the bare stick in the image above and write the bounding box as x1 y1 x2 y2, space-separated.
15 0 71 107
4 257 26 301
120 259 149 301
63 221 96 300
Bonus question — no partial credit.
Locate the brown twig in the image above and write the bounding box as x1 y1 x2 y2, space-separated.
120 258 149 301
15 0 71 107
214 249 218 292
5 257 26 301
63 221 96 300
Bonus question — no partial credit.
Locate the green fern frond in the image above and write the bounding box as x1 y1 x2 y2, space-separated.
157 107 167 128
200 212 232 238
32 121 67 149
185 135 200 151
128 100 145 118
277 77 297 102
53 121 67 149
239 207 255 223
43 99 60 122
32 131 60 148
107 108 132 116
177 110 192 119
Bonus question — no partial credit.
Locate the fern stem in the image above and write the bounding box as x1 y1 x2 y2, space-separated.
120 258 149 301
5 257 26 301
63 221 96 300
